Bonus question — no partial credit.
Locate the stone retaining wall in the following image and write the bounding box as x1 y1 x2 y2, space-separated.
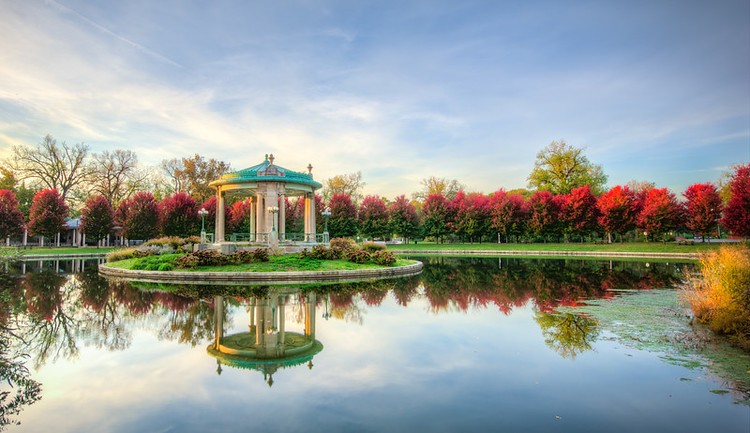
393 249 699 260
98 261 423 285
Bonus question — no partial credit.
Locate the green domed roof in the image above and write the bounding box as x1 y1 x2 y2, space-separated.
209 154 322 189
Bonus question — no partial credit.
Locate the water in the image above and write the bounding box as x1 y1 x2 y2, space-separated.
1 257 748 432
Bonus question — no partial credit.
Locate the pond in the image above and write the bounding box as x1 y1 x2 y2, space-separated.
0 257 748 432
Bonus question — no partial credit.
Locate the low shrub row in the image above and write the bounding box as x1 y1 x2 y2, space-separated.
300 238 396 266
175 248 270 269
106 236 201 262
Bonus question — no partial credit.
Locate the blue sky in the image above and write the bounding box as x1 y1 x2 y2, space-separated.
1 0 748 198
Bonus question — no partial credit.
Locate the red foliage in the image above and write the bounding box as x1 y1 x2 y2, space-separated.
28 189 69 239
422 193 452 241
527 190 561 239
80 195 114 242
229 198 253 234
328 193 358 237
116 192 160 241
160 192 200 237
451 192 491 242
683 182 722 240
597 185 638 242
562 185 600 241
722 164 750 238
358 195 389 239
489 190 527 242
637 187 683 241
388 195 419 241
200 195 229 233
0 189 26 239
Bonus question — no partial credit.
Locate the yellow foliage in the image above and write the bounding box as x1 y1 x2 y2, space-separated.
682 244 750 344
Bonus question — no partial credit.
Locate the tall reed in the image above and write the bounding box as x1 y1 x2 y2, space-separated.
682 244 750 348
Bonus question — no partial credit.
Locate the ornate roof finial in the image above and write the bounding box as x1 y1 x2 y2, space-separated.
264 154 269 162
269 154 275 165
307 163 313 175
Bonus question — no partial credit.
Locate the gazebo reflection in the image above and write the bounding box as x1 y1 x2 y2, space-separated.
208 288 323 387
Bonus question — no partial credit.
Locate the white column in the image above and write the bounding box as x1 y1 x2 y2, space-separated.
256 193 265 240
23 228 27 246
279 194 286 241
215 187 225 243
304 193 311 241
249 197 256 241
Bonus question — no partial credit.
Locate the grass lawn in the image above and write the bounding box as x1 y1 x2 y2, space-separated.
387 242 727 254
107 253 415 272
1 246 117 256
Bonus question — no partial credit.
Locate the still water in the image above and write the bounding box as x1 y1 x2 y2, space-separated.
0 257 748 432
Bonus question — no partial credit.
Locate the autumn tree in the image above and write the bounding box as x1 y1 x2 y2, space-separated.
117 192 159 241
89 149 149 207
562 186 600 242
489 190 527 243
358 195 389 240
323 172 365 203
160 154 231 203
229 199 253 234
528 140 607 195
637 188 683 241
27 189 69 244
421 194 452 243
80 195 114 245
0 168 16 190
8 135 93 205
328 194 358 238
451 192 491 243
527 190 562 242
0 190 25 241
160 192 200 237
413 176 464 201
389 195 420 243
684 183 723 241
597 185 638 243
722 164 750 238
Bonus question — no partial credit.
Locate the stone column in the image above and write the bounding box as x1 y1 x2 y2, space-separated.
279 194 286 241
215 187 225 243
279 295 286 346
248 197 255 241
304 193 311 241
23 228 27 246
255 192 265 241
305 292 316 339
214 296 224 350
310 193 317 241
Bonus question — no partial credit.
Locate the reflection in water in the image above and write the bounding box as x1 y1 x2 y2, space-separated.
209 290 323 387
534 311 600 359
0 256 691 426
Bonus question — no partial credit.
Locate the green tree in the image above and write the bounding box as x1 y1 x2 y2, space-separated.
527 140 607 195
328 194 358 238
534 311 600 359
389 195 419 243
160 154 231 203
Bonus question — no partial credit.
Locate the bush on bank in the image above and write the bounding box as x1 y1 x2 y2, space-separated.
682 244 750 349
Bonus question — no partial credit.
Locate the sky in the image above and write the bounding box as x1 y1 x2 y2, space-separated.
1 0 748 199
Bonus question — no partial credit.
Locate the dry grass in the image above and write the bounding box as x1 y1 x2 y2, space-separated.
682 244 750 349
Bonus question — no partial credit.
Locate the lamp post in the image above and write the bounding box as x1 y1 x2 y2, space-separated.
198 208 209 243
267 205 279 244
322 207 331 243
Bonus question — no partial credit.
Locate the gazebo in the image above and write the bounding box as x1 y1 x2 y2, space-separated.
209 154 322 246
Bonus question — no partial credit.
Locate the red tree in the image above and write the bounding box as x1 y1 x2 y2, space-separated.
452 192 491 242
637 187 683 241
422 193 452 243
489 190 527 243
160 192 200 237
684 182 723 241
28 189 69 243
0 190 26 241
722 164 750 238
328 194 358 238
597 185 638 243
229 198 253 234
389 195 419 243
117 191 159 241
562 185 600 242
359 195 389 240
80 195 114 245
527 190 562 241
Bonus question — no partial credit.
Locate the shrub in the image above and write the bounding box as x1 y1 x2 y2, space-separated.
106 247 142 262
371 250 396 266
682 245 750 348
306 245 340 260
175 254 200 269
251 248 270 262
130 254 178 271
330 237 358 257
192 249 229 266
361 242 386 253
347 249 371 264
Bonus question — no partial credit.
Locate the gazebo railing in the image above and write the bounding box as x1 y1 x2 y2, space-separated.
222 232 324 244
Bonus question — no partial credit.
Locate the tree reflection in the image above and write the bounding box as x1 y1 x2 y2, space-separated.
534 311 600 359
